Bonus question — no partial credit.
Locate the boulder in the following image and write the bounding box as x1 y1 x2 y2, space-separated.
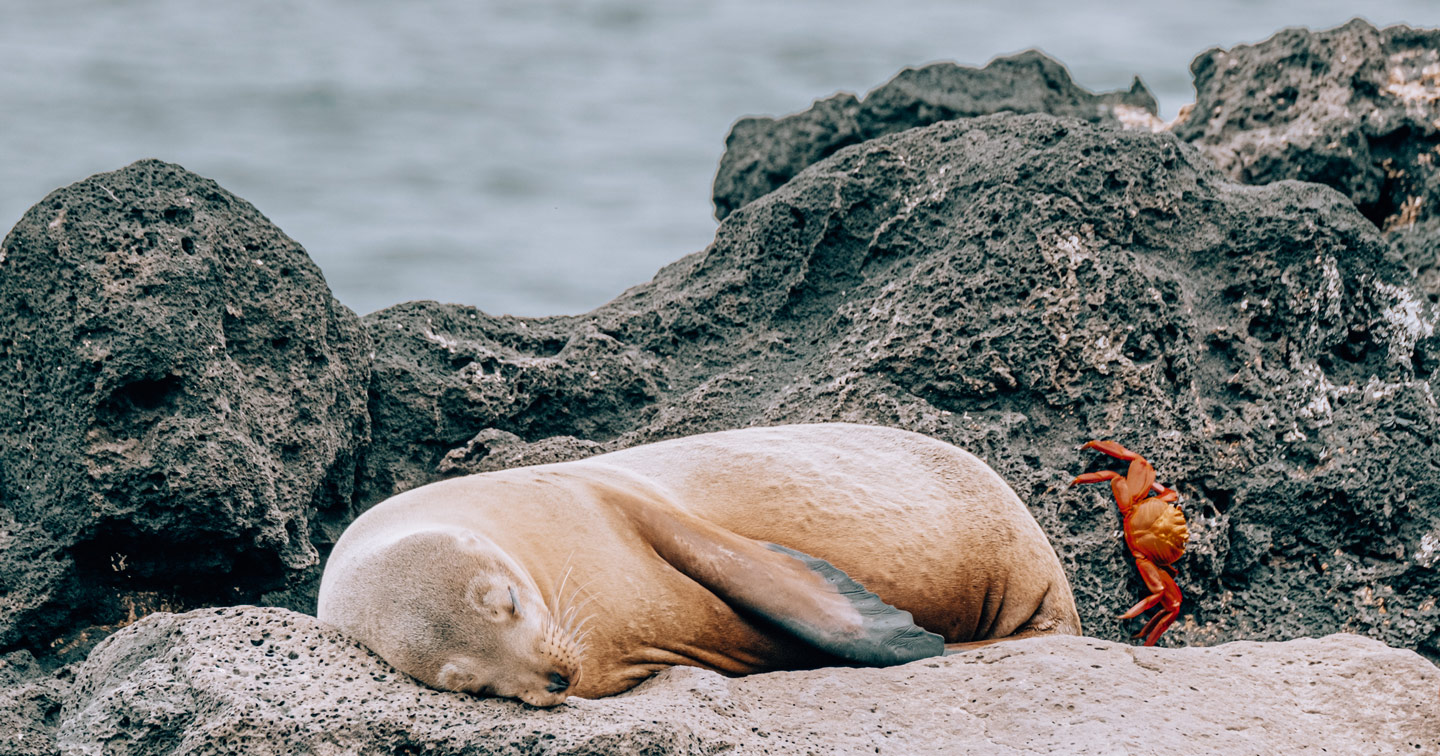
712 50 1159 220
57 606 1440 755
1173 19 1440 304
1175 19 1440 227
0 160 371 662
364 113 1440 658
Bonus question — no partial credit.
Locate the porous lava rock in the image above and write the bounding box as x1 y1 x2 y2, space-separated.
0 160 371 663
57 606 1440 755
712 50 1160 220
359 311 659 504
1175 19 1440 228
0 651 69 756
1173 20 1440 304
365 113 1440 658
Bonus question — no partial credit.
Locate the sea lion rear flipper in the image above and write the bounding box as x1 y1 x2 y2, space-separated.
603 485 943 666
760 542 944 665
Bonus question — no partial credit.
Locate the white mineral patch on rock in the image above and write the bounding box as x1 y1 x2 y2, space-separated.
1375 281 1436 365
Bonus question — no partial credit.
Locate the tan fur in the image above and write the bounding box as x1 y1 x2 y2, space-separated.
316 423 1080 703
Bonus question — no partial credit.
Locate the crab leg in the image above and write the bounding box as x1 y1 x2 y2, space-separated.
1075 441 1177 505
1121 556 1182 647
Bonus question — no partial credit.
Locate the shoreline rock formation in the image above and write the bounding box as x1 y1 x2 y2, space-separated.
363 111 1437 657
0 161 371 668
56 605 1440 755
2 18 1438 755
712 49 1160 221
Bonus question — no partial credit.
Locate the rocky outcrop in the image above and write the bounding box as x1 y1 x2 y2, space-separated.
6 22 1440 754
1175 20 1440 228
363 112 1440 656
0 160 371 663
57 606 1440 755
1173 19 1440 304
712 50 1159 220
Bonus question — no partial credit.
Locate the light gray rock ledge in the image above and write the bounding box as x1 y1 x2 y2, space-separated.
58 606 1438 755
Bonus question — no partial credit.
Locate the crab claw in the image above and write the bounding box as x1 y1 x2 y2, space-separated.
1074 440 1177 510
1080 439 1145 461
1070 470 1124 487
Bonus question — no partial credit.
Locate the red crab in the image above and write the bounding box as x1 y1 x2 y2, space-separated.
1071 440 1189 646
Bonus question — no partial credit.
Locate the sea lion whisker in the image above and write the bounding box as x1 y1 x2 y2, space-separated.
560 597 601 638
570 612 598 641
551 559 577 610
558 576 600 616
555 583 601 634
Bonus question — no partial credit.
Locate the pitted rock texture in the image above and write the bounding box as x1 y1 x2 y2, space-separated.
0 651 70 756
57 606 1440 755
712 50 1159 220
0 160 371 662
1392 217 1440 306
1173 20 1440 303
363 113 1440 658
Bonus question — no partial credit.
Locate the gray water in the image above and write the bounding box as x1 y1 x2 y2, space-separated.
4 1 1438 317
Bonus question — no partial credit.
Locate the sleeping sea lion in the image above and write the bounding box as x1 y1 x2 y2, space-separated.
316 423 1079 706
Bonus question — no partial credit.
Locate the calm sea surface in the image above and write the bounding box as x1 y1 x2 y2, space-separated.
4 1 1438 316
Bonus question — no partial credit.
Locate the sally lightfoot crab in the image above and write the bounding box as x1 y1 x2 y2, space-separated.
1071 440 1189 646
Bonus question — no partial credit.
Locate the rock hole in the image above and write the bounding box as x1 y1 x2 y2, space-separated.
103 375 182 413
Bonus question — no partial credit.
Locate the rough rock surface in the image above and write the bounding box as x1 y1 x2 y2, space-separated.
712 50 1159 220
1173 20 1440 304
0 651 70 756
364 113 1440 658
0 160 371 663
57 606 1440 755
1392 217 1440 306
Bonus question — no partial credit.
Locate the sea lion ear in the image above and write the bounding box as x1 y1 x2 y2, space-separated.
597 484 943 667
464 576 518 621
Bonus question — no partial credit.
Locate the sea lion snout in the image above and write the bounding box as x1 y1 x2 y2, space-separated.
547 671 571 693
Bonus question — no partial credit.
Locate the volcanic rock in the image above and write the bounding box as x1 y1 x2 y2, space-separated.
0 651 69 756
712 50 1159 220
56 606 1440 755
366 112 1440 657
0 160 371 662
1175 19 1440 228
1173 20 1440 304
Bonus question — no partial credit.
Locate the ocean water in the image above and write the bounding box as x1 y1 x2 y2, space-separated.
4 1 1438 317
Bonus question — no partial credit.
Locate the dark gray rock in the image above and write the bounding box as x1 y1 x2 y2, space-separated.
0 160 371 663
359 309 660 505
712 50 1159 220
1173 19 1440 304
1392 217 1440 306
57 606 1440 755
366 113 1439 657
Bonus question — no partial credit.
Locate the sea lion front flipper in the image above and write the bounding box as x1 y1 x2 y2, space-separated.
601 485 943 666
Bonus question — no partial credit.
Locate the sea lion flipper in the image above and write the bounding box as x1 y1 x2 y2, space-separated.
761 543 946 665
604 485 943 666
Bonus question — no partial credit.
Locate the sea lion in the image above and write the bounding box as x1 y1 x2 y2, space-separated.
317 423 1080 706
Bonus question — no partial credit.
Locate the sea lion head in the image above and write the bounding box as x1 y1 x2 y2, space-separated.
320 528 586 707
